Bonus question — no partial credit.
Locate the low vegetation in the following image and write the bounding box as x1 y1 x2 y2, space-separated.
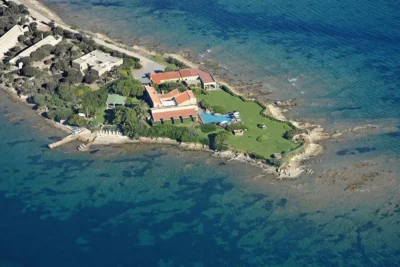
0 2 304 164
198 90 300 158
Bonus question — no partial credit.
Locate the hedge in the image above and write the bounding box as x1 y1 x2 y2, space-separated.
220 85 235 96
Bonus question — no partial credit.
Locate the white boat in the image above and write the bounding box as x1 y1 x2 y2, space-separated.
77 143 87 151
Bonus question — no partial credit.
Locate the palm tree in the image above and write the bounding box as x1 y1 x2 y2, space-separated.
127 98 149 120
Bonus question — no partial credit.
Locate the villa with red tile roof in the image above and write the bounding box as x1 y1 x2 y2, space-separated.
144 86 198 124
150 68 216 89
150 71 181 85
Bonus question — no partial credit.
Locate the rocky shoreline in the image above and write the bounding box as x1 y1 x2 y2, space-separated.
3 0 336 179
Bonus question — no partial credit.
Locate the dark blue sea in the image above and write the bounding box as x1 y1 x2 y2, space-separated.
1 0 400 265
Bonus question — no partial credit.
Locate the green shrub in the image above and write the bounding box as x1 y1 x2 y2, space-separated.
46 108 74 121
20 66 39 77
211 105 226 114
68 114 88 127
238 95 247 102
283 128 306 140
148 124 199 143
200 123 217 133
254 100 266 109
64 68 83 84
256 134 269 142
30 44 53 61
199 137 210 146
209 131 230 150
220 85 235 96
165 56 188 69
226 124 249 131
199 99 211 109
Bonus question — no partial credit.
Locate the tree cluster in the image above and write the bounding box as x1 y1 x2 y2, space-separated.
165 57 188 69
283 128 306 140
109 76 143 97
200 123 217 133
157 82 187 93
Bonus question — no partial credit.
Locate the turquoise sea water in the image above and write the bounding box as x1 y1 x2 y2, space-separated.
41 0 400 158
2 0 400 265
1 95 400 266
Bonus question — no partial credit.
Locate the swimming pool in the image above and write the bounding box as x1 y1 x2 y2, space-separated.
200 112 232 124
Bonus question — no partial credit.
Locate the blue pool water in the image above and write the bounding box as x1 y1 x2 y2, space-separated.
200 112 232 124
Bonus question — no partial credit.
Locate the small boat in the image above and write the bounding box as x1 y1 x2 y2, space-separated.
77 143 87 151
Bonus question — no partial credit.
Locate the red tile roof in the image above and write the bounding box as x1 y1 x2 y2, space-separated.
179 68 215 84
174 90 196 105
145 86 161 107
159 89 180 100
179 68 198 78
152 108 197 121
150 71 181 84
196 69 215 83
187 90 195 99
174 92 190 105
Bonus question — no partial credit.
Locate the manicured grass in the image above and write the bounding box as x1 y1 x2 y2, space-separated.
198 90 298 157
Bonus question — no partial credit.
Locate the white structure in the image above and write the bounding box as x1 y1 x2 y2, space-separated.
10 35 62 64
72 50 123 76
0 25 28 60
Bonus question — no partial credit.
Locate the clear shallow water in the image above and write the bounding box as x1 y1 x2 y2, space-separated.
1 94 400 266
41 0 400 158
2 0 400 264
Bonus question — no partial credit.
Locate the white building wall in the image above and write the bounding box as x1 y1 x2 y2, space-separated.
0 25 27 60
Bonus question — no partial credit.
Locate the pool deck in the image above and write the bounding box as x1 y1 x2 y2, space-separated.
199 111 232 124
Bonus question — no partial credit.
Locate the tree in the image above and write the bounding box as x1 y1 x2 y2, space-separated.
44 81 58 93
165 56 187 69
29 22 38 31
46 108 74 121
200 123 217 133
83 71 98 84
126 98 149 120
215 131 229 145
158 82 187 93
51 59 69 73
30 45 53 61
74 85 91 97
64 68 83 84
110 76 143 97
209 131 230 150
56 83 74 102
164 66 176 72
69 114 88 127
20 66 39 77
121 56 141 70
111 106 137 125
199 99 211 110
82 89 108 116
18 35 27 43
211 105 226 114
33 94 47 108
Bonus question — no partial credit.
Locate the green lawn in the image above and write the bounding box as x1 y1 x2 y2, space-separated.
198 90 298 158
